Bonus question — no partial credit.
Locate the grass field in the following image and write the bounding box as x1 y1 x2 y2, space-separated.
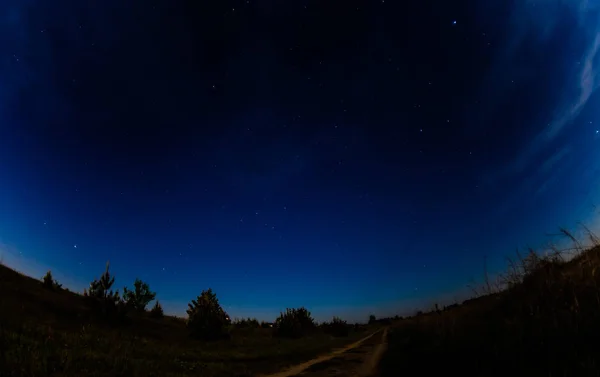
5 239 599 377
379 242 600 376
0 264 374 377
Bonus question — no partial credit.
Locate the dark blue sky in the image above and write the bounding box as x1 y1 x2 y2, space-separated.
1 0 599 322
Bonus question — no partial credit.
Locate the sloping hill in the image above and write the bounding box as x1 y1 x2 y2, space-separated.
0 264 372 377
380 245 600 376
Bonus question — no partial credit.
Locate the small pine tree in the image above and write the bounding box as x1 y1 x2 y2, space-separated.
86 262 121 317
123 278 156 312
41 270 62 290
368 314 377 324
88 262 117 300
186 288 230 340
150 300 164 318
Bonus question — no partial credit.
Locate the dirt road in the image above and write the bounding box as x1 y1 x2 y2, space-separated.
261 328 388 377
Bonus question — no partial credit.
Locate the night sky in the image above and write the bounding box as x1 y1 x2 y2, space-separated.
1 0 599 322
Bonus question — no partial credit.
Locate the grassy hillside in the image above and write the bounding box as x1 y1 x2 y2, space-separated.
379 244 600 376
0 264 372 377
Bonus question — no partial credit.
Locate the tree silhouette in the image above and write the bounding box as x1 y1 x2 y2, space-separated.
87 262 117 300
186 288 230 340
150 300 164 318
41 270 62 290
274 307 316 338
85 262 121 318
123 278 156 311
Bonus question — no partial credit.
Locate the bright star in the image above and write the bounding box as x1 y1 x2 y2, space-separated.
74 244 77 248
453 20 457 25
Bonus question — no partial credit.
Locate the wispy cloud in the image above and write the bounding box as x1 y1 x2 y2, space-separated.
543 32 600 141
540 145 572 175
481 1 600 189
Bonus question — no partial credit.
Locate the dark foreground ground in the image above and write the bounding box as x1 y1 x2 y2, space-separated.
3 244 600 377
0 264 374 377
380 244 600 376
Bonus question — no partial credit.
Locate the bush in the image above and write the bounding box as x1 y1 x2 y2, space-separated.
233 317 260 328
260 321 274 328
123 278 156 312
273 307 316 338
186 288 230 340
41 270 62 290
368 314 376 324
322 316 349 337
149 300 164 318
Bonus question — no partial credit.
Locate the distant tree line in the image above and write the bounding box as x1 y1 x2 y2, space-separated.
41 262 388 340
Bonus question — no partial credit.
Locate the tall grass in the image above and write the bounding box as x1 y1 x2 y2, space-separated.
380 226 600 376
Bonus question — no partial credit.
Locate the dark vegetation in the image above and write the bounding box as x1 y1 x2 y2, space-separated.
0 260 376 377
149 300 164 318
232 317 260 328
123 278 156 312
186 288 231 340
320 316 350 337
11 228 599 377
273 307 317 339
41 270 62 291
381 229 600 377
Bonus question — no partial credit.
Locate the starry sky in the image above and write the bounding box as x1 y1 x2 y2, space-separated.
1 0 599 322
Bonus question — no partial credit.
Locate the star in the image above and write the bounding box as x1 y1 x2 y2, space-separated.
452 20 457 25
73 244 77 248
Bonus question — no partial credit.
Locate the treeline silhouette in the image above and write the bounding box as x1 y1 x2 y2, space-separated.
40 262 373 341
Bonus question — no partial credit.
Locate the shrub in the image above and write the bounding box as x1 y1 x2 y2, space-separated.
273 307 316 338
368 314 376 324
321 316 349 337
149 300 164 318
186 288 230 340
41 270 62 290
233 317 260 328
123 278 156 312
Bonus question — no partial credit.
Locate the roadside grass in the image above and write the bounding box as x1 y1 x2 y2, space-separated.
380 230 600 376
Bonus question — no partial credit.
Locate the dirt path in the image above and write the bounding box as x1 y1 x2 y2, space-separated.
260 328 388 377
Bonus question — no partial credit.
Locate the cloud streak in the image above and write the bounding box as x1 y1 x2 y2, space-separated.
481 1 600 189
